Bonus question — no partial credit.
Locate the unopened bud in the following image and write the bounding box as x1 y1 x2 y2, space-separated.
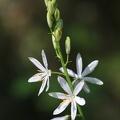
44 0 49 7
56 19 63 29
55 28 62 41
48 1 54 15
65 36 71 54
47 11 53 28
51 0 56 5
54 8 60 21
52 33 57 49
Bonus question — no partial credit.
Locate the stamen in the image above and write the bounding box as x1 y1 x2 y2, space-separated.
37 70 41 72
69 94 74 102
38 74 43 77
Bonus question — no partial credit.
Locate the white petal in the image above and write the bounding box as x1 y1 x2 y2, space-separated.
71 100 77 120
67 69 78 78
72 79 79 86
83 77 103 85
51 115 69 120
75 96 85 106
28 57 45 71
53 100 69 115
41 50 48 69
49 92 67 99
59 67 77 78
58 76 72 95
45 76 50 91
83 83 90 93
73 80 84 95
76 53 82 77
38 77 47 95
28 73 42 82
82 60 98 77
59 67 64 73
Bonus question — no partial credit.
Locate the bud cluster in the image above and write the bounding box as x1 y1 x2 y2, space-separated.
44 0 71 58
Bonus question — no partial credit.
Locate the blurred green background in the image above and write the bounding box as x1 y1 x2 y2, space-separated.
0 0 120 120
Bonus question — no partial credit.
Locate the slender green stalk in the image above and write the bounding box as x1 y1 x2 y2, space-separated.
77 104 86 120
56 41 73 91
52 71 65 76
65 54 69 66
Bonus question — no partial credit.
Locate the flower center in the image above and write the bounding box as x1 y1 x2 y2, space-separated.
69 94 75 102
46 69 51 76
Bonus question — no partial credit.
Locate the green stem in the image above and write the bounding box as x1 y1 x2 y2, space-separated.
77 104 86 120
56 41 73 91
52 71 65 76
65 54 69 66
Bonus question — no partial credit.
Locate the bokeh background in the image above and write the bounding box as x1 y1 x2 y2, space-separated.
0 0 120 120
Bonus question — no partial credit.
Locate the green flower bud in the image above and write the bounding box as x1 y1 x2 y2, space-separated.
51 0 56 5
52 33 57 49
47 11 53 28
55 28 62 41
56 19 63 29
48 1 54 15
44 0 49 7
65 36 71 54
54 8 60 21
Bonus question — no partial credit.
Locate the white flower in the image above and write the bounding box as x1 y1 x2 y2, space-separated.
28 50 51 95
51 115 69 120
49 76 85 120
60 53 103 93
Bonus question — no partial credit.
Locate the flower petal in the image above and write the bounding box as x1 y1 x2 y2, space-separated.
71 100 77 120
82 60 98 77
28 57 45 71
51 115 69 120
38 77 47 95
83 82 90 93
41 50 48 69
49 92 67 99
58 76 72 95
73 80 84 95
59 67 64 72
45 76 50 91
53 100 69 115
76 53 82 77
72 79 79 86
28 73 42 82
59 67 77 78
83 77 103 85
75 96 85 106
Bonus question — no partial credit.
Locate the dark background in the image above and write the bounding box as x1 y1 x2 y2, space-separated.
0 0 120 120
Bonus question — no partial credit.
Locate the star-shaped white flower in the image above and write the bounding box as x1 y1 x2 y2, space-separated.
51 115 69 120
60 53 103 93
49 76 85 120
28 50 51 95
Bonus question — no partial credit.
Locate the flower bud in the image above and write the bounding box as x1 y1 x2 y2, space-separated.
51 0 56 5
55 28 62 41
52 33 57 49
44 0 49 7
47 11 53 28
56 19 63 29
54 8 60 21
48 1 54 15
65 36 71 54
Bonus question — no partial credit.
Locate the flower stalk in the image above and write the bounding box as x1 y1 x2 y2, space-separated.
45 0 86 119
